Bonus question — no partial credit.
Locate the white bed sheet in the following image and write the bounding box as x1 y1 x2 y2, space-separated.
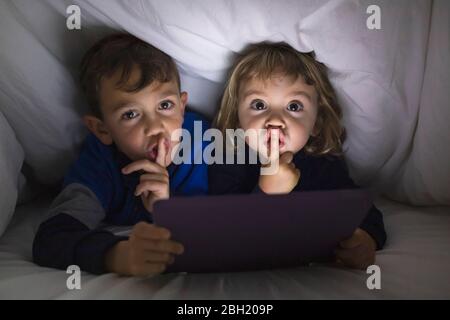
0 195 449 299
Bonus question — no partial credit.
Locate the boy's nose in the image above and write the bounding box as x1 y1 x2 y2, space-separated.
144 119 164 136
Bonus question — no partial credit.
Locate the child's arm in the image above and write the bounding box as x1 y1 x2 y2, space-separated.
317 157 387 268
32 184 127 274
33 134 123 274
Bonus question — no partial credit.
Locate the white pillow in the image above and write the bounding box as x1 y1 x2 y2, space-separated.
0 111 25 236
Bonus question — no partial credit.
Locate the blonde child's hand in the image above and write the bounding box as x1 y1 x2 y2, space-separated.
334 228 377 270
105 222 184 277
122 137 170 213
258 151 301 194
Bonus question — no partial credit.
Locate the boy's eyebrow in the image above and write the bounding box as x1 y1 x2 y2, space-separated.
110 90 179 112
111 102 134 112
157 90 179 99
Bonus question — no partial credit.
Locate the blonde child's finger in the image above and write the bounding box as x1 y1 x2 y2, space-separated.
280 152 294 164
340 233 363 249
122 159 167 175
156 136 168 167
257 130 269 163
268 130 280 163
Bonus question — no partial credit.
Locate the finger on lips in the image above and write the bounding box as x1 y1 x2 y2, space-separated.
156 137 166 167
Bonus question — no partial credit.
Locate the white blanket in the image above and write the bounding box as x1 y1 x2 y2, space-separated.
1 195 449 299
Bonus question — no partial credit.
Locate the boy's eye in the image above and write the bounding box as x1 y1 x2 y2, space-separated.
287 101 304 112
121 110 139 120
250 100 267 111
159 101 174 110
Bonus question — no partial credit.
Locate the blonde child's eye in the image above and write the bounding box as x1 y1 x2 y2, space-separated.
250 100 267 111
121 110 139 120
287 101 304 112
159 101 174 110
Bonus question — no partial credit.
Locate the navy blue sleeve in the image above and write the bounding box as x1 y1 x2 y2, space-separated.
63 134 114 211
33 214 127 274
306 157 387 250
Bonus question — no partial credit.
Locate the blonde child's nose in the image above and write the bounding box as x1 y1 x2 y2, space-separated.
265 114 286 129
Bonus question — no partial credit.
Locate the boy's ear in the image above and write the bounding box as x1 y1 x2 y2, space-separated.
180 91 188 113
83 115 113 145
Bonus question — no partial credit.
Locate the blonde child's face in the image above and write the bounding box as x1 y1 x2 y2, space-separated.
94 67 186 167
237 73 318 155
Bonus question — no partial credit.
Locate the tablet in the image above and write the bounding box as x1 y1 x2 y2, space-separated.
152 189 372 273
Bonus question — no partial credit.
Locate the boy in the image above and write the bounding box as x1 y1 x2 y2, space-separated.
33 34 209 276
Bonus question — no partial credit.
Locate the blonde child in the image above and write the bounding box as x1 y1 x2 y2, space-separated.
209 42 386 269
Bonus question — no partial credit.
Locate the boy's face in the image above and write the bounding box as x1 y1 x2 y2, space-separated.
237 73 318 155
85 67 187 167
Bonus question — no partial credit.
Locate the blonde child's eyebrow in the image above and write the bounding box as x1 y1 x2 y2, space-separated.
242 89 312 102
242 90 267 99
288 91 312 102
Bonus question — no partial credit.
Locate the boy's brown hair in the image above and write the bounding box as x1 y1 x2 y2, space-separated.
214 41 345 157
80 33 180 118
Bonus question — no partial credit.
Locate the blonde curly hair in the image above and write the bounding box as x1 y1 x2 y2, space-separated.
214 42 345 157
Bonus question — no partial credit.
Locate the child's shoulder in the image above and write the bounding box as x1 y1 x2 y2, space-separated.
183 109 210 132
295 150 356 190
80 132 115 160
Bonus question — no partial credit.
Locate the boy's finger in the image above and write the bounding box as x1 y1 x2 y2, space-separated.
140 173 169 184
134 222 171 240
142 239 184 255
156 136 168 167
135 180 167 196
143 252 173 264
122 160 167 175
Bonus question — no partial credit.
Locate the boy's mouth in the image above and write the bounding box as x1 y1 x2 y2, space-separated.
145 139 170 162
146 144 158 162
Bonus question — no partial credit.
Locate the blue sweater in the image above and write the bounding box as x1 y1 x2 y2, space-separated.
33 111 209 274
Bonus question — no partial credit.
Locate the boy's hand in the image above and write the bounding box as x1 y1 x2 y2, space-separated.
258 151 301 194
334 228 377 270
105 222 184 277
122 137 170 213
